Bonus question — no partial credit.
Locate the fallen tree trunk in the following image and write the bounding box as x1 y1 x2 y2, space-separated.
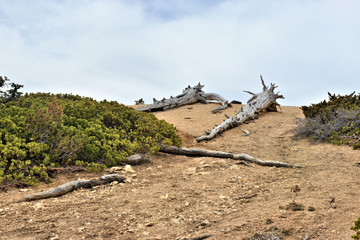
23 174 125 201
136 83 230 113
160 145 301 168
197 76 284 142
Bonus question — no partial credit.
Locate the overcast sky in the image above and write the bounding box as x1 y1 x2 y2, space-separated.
1 0 359 106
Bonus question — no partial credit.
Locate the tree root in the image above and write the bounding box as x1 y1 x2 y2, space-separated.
160 145 302 168
23 174 125 201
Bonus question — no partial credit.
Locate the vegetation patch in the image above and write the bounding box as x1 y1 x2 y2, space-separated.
295 92 360 149
0 92 181 188
285 202 304 211
351 217 360 240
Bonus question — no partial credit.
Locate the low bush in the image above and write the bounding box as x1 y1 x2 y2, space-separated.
302 92 360 120
351 217 360 239
295 92 360 149
0 93 181 188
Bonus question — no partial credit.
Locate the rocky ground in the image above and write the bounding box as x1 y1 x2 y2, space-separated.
1 103 359 240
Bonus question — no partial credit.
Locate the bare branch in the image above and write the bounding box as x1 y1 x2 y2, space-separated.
260 75 266 90
243 90 257 96
160 145 301 168
23 174 125 201
197 77 284 142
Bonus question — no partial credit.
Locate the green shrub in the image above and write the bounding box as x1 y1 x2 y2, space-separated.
301 92 360 120
0 93 181 188
351 217 360 239
295 92 360 149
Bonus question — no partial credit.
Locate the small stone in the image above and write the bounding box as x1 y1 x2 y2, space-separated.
229 165 239 170
145 222 154 227
171 218 180 224
19 188 30 192
124 165 135 173
186 167 197 174
219 195 227 199
197 220 211 228
308 206 316 211
50 234 59 240
33 202 44 211
216 159 227 165
110 181 119 185
194 157 205 162
160 194 169 199
185 202 190 207
110 167 122 172
126 228 134 233
213 211 223 215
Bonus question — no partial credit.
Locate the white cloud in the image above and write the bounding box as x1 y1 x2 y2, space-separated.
0 0 359 106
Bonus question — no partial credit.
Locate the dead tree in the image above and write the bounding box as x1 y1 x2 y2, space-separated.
197 76 284 142
136 83 230 113
160 145 301 168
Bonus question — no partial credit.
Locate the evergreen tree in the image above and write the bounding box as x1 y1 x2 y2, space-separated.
0 76 23 103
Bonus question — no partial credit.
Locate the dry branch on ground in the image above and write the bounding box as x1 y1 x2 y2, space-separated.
197 76 284 142
160 145 301 168
23 174 125 201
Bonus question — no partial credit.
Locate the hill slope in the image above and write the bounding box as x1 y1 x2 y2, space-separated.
1 103 359 239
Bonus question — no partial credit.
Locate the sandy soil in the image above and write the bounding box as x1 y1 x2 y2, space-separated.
1 103 360 240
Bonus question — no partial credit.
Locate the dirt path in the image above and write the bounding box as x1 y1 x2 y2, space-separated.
1 103 359 239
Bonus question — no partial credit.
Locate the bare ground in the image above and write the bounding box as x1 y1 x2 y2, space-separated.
1 103 360 240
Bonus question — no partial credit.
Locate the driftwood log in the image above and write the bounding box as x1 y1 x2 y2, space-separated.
160 145 301 168
197 76 284 142
23 174 125 201
136 83 230 113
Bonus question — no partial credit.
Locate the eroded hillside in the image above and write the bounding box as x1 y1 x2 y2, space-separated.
1 103 359 239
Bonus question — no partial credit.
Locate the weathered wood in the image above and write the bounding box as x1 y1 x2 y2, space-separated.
136 83 230 113
232 153 299 168
160 145 301 168
122 154 150 165
23 174 125 201
197 76 284 142
160 145 233 158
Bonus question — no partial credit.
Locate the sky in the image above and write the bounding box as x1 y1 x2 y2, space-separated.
1 0 359 107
